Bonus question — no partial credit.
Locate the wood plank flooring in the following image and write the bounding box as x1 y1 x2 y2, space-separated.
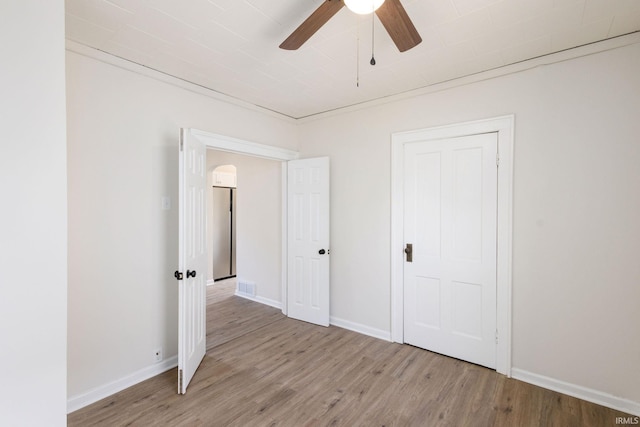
69 283 632 426
206 278 284 350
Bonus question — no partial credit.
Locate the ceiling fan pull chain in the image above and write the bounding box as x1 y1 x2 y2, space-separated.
356 14 360 87
370 2 376 66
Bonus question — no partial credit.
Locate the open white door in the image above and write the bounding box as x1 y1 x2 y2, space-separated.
287 157 330 326
177 128 207 394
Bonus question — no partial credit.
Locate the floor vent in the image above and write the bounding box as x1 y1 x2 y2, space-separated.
237 280 256 297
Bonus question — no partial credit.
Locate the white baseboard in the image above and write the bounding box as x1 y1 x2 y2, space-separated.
235 291 282 310
236 293 391 343
206 279 215 286
67 356 178 414
511 368 640 417
330 316 392 342
68 289 279 414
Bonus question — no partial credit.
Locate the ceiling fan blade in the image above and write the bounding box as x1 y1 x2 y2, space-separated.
375 0 422 52
280 1 345 50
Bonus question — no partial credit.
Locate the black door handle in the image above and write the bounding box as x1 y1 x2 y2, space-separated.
404 243 413 263
186 270 197 278
319 249 326 255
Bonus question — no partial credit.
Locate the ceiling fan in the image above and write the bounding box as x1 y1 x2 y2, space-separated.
280 0 422 52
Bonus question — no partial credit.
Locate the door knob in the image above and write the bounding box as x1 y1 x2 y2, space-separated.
186 270 197 278
318 249 326 255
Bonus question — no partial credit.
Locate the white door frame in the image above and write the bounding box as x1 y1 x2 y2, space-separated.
186 128 299 315
390 116 514 376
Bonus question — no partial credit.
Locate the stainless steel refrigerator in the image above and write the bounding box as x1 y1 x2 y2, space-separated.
212 187 236 281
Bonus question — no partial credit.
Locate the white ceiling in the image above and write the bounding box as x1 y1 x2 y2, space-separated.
65 0 640 119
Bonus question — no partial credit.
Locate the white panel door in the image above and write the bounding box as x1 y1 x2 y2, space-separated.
287 157 330 326
177 129 207 393
404 133 498 368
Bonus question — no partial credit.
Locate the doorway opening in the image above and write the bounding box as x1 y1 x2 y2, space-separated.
204 148 288 309
178 128 299 393
210 164 237 283
204 153 286 352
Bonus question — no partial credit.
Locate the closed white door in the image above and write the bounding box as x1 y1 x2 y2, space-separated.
404 133 498 368
287 157 330 326
177 129 207 393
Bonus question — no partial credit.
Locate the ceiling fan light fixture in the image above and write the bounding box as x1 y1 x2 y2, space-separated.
344 0 385 15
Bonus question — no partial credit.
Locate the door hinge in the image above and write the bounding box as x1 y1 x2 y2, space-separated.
174 270 183 281
496 153 500 167
178 369 183 393
495 330 499 344
179 129 185 152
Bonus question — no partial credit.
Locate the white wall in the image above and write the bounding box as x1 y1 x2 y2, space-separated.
298 41 640 407
206 151 282 305
0 1 67 425
66 34 640 414
66 48 297 403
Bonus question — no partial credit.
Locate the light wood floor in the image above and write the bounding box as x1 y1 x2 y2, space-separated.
206 278 283 350
69 282 631 426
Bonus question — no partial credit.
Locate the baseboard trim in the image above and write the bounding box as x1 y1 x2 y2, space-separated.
235 291 282 310
511 368 640 417
206 279 215 286
67 356 178 414
330 316 392 342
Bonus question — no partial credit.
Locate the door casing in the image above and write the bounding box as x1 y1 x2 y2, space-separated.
186 129 299 315
390 116 514 376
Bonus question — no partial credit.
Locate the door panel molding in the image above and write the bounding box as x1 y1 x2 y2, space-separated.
178 128 208 393
287 157 331 326
403 133 498 369
390 115 514 376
